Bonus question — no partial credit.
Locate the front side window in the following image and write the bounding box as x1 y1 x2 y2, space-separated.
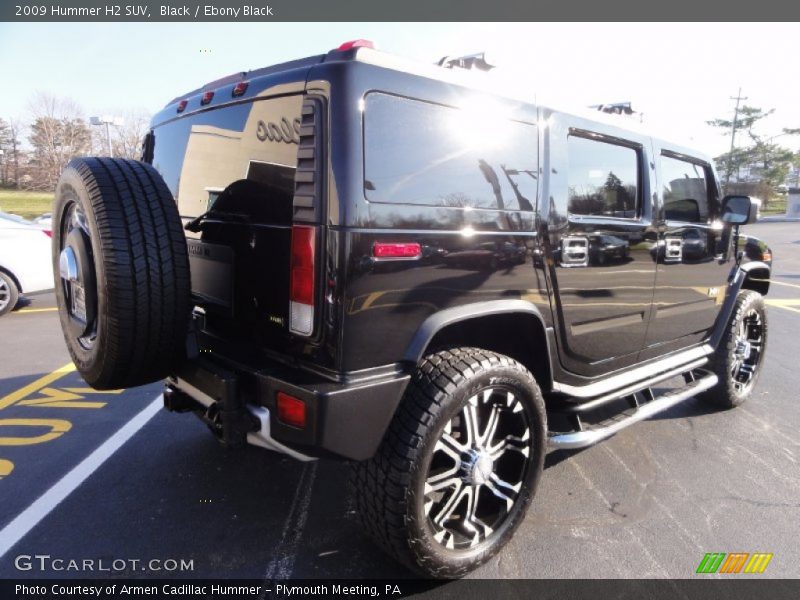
363 93 538 211
567 135 640 218
660 154 710 223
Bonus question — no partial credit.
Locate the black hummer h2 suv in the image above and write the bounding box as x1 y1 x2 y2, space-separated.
52 41 772 577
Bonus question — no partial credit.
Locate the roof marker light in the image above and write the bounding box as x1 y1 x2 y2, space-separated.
200 91 214 105
337 39 375 51
177 100 188 113
232 81 249 97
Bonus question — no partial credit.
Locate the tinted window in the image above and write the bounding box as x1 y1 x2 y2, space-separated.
567 135 639 218
363 93 537 211
660 155 709 223
151 95 302 219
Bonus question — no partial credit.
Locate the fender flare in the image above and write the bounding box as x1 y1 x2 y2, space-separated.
402 299 549 364
710 261 771 350
739 260 771 275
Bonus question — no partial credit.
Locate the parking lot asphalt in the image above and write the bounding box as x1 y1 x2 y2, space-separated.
0 221 797 580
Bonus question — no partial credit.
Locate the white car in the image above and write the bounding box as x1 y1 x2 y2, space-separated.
0 212 54 316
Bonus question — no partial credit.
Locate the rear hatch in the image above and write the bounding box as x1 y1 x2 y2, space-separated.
148 76 325 365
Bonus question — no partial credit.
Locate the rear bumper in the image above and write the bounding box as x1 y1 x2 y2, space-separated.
165 355 409 461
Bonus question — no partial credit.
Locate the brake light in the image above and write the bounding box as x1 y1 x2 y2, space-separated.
232 81 248 97
42 230 52 238
277 392 306 428
200 91 214 105
337 39 374 51
289 225 316 336
176 100 188 113
373 242 421 259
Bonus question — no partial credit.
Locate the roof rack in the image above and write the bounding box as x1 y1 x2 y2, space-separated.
436 52 495 72
591 102 636 116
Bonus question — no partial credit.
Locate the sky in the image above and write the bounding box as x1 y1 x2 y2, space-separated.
1 22 798 157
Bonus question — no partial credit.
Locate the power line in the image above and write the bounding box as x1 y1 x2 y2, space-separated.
726 87 747 185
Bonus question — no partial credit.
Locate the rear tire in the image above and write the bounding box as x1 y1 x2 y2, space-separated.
53 157 191 389
352 347 546 578
0 271 20 316
700 290 767 408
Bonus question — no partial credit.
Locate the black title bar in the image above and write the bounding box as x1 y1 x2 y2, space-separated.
4 579 800 600
3 0 800 22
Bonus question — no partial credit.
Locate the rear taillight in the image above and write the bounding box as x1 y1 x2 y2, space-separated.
289 225 316 336
277 392 306 428
42 230 52 238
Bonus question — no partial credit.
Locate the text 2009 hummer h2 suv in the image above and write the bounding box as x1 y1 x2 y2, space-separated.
53 41 772 577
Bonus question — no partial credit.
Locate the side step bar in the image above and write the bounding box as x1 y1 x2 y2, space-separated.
548 369 718 450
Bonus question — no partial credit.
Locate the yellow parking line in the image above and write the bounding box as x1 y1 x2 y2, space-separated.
0 363 76 411
772 306 800 315
766 299 800 315
15 307 59 314
770 280 800 290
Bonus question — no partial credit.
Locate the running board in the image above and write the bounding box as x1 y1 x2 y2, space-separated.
547 370 718 450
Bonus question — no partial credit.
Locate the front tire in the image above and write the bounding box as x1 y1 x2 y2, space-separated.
700 290 768 408
352 348 547 578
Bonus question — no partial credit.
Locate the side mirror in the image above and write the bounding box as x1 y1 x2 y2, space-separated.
721 195 759 225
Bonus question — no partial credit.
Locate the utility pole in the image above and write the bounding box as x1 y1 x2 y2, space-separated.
726 88 747 185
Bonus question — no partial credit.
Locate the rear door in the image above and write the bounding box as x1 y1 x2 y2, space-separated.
640 148 733 358
544 113 658 377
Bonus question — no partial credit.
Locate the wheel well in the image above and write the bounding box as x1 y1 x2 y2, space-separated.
0 266 22 293
424 313 552 392
742 267 770 296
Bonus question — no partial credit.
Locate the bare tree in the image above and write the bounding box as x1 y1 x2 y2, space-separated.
0 117 10 186
88 110 151 159
113 110 151 159
27 92 91 191
0 117 25 188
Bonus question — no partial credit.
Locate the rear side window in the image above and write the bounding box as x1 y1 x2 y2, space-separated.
363 93 537 211
660 154 710 223
567 135 640 218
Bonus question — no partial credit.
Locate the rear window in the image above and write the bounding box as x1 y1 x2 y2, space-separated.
150 95 303 219
363 93 537 211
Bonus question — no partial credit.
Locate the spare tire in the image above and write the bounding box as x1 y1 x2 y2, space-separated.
53 157 191 389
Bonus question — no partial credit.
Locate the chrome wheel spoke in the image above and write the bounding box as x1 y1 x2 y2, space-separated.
462 400 481 448
426 474 461 495
488 429 530 461
462 485 494 547
59 202 97 349
431 480 465 527
486 473 520 512
435 431 466 459
424 385 533 551
479 403 501 448
730 308 764 391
